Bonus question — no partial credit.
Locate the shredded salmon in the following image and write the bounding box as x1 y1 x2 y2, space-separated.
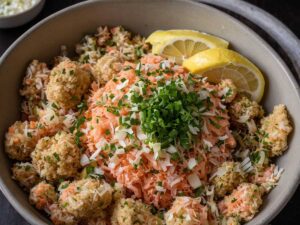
82 54 236 208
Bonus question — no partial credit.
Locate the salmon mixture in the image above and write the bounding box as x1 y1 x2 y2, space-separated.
5 26 292 225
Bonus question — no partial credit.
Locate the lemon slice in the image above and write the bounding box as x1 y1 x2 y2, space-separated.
183 48 265 102
146 30 229 64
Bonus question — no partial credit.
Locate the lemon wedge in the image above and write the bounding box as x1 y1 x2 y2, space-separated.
183 48 265 102
146 30 229 64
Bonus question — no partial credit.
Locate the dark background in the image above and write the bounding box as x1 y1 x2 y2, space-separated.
0 0 299 224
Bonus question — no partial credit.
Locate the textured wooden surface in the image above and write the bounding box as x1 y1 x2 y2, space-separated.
0 0 299 224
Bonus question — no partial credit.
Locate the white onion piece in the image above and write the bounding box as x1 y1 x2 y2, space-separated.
116 79 129 90
187 173 202 189
80 154 90 166
166 145 177 153
187 158 197 170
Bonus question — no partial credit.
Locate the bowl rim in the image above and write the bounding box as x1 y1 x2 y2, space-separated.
0 0 44 19
0 0 300 224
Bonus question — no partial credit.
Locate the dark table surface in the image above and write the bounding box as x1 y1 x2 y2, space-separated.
0 0 299 224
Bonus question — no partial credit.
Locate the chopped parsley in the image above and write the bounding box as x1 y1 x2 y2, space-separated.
137 80 204 149
53 153 60 161
77 101 87 114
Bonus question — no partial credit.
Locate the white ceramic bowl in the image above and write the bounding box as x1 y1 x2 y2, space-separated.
0 1 299 224
0 0 45 28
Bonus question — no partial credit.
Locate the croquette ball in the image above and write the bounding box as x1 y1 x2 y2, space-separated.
165 197 210 225
20 60 50 120
5 121 40 160
29 182 57 210
92 53 123 85
250 164 283 193
12 162 40 191
82 217 107 225
211 161 245 198
58 178 112 219
229 95 264 123
223 216 240 225
49 203 77 225
31 131 81 181
45 60 91 109
111 198 162 225
218 183 263 222
259 104 292 157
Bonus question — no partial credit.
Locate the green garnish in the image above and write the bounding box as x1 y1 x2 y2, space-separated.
53 153 60 161
77 101 87 114
208 118 221 129
194 186 204 197
137 80 203 149
85 166 94 175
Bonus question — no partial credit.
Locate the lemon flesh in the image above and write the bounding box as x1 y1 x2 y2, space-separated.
183 48 265 102
146 30 229 64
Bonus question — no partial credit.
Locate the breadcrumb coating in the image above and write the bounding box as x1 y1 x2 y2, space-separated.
49 203 77 225
12 162 40 191
259 104 292 157
210 161 245 198
31 131 81 181
29 182 57 210
58 178 112 219
229 95 264 123
165 196 211 225
250 164 283 193
5 121 40 160
111 198 162 225
218 183 263 222
92 52 123 85
20 60 50 120
45 60 91 110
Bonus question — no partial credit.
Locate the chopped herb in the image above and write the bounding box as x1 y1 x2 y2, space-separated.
194 186 204 197
109 93 115 99
135 46 143 58
85 166 94 176
53 153 60 161
123 65 132 71
157 211 164 220
71 95 79 101
75 131 84 146
77 101 87 114
208 118 221 129
107 106 120 116
137 81 204 149
105 39 114 46
135 62 142 76
82 54 90 63
24 165 31 171
60 183 69 189
250 151 261 164
51 103 59 109
130 118 140 125
149 169 159 174
171 152 181 161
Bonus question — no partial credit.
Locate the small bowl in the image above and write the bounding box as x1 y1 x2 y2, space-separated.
0 0 45 29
